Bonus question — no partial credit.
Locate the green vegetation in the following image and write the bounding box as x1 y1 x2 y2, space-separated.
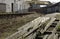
57 25 60 31
40 18 51 30
56 22 60 31
43 18 51 26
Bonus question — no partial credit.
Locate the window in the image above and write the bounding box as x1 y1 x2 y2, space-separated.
40 5 47 7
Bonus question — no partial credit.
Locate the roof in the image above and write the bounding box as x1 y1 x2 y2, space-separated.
44 2 60 8
26 1 52 5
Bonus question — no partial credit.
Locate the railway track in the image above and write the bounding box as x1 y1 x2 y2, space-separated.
37 13 60 39
5 17 50 39
36 19 60 39
5 13 60 39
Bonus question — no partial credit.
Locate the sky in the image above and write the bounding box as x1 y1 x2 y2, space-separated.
40 0 60 3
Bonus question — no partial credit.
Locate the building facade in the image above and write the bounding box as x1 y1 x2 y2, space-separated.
0 0 30 12
41 2 60 14
0 0 14 12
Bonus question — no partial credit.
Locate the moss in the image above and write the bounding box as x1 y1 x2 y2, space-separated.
57 25 60 31
57 23 60 31
43 18 51 26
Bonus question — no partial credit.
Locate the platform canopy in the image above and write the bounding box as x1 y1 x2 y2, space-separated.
26 1 52 5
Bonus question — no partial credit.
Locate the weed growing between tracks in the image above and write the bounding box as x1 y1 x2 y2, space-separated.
57 24 60 31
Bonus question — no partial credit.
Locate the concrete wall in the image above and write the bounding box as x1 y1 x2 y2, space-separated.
5 0 30 12
13 0 30 13
0 0 14 12
0 3 6 12
0 0 30 12
0 0 5 3
5 0 14 12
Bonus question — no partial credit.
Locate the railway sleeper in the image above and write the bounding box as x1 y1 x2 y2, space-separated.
46 30 53 33
53 21 58 23
55 19 59 22
50 25 56 27
51 23 57 26
35 32 51 39
35 31 43 39
43 32 52 35
58 34 60 39
53 19 59 23
35 36 43 39
45 26 55 33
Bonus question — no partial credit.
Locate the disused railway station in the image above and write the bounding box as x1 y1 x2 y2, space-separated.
41 2 60 13
0 0 60 39
28 1 60 14
28 1 52 13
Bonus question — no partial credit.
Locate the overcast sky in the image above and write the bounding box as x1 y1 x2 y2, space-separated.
40 0 60 3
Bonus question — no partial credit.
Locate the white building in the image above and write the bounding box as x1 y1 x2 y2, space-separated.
0 0 30 12
14 0 30 13
0 0 14 12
